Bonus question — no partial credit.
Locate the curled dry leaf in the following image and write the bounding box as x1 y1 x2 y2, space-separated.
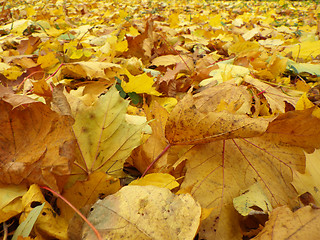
0 86 75 191
244 76 299 114
82 185 201 240
165 80 271 145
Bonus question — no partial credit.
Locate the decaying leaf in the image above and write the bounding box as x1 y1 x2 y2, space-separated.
82 185 201 240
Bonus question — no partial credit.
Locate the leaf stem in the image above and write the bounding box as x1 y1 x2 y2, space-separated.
142 143 172 177
40 186 102 240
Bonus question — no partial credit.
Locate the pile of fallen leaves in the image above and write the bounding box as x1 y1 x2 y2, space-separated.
1 0 320 239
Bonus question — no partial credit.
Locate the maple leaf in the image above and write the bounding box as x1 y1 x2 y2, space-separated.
165 80 271 145
0 86 75 192
67 85 145 176
121 69 162 96
178 134 305 239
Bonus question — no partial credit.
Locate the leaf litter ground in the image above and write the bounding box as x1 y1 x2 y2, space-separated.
0 0 320 239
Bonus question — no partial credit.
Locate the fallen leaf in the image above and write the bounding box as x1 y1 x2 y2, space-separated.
129 100 169 173
57 172 120 221
292 149 320 205
165 81 270 145
244 76 298 113
57 62 121 82
21 184 68 240
82 185 201 240
233 182 272 217
254 206 320 240
121 69 162 96
129 173 179 190
37 52 59 69
0 87 75 191
68 85 145 176
266 107 320 152
283 40 320 60
179 134 305 239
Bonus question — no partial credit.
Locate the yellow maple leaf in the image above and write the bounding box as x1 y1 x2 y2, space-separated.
296 93 315 110
37 52 59 69
121 69 162 96
3 66 23 80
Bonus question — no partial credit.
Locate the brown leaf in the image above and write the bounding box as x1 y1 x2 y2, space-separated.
244 76 298 113
254 206 320 240
16 36 41 55
129 100 169 173
0 87 75 191
165 81 270 145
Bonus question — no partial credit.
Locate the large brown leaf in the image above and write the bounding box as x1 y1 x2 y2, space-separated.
165 81 271 145
179 134 305 239
0 86 75 191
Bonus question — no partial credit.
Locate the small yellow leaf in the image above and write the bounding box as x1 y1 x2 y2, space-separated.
3 66 23 80
296 93 315 110
121 69 162 96
128 26 140 36
21 185 68 240
129 173 179 190
169 12 180 28
115 40 128 52
69 49 84 59
37 52 59 69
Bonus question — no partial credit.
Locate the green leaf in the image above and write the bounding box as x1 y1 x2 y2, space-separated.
12 202 45 240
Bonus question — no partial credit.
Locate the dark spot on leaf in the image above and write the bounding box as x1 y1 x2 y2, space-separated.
30 201 42 208
99 193 106 199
